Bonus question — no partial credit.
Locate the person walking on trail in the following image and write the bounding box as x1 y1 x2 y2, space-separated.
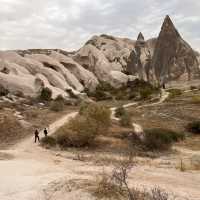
34 129 40 143
44 128 48 137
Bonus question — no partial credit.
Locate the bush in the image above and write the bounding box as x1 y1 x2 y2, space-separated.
56 116 98 148
40 87 52 101
115 106 126 118
167 89 182 99
120 112 132 127
139 87 154 100
80 103 111 135
0 84 9 96
56 103 111 148
143 128 185 151
41 136 57 148
191 96 200 104
50 101 64 112
187 121 200 134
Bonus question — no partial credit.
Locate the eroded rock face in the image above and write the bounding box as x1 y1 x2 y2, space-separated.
152 15 200 83
49 51 99 92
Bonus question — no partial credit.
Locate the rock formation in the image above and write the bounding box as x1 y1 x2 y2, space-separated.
152 15 200 84
0 16 199 99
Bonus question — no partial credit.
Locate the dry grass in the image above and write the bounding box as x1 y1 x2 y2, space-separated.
0 114 26 148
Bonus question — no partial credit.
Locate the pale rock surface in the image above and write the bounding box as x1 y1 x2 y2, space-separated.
74 44 113 82
49 51 99 92
26 54 84 92
36 74 69 99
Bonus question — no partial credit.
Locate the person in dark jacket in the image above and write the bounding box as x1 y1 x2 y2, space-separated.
34 129 40 143
44 128 48 137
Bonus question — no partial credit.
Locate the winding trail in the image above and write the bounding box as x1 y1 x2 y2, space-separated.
1 90 200 200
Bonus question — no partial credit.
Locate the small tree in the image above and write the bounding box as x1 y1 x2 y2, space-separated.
40 87 52 101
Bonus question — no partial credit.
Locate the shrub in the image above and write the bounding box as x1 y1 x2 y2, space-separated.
80 103 111 135
167 89 182 99
0 84 9 96
115 106 126 118
190 86 198 90
187 121 200 134
191 96 200 104
143 128 185 151
41 136 57 148
139 87 154 100
56 116 98 148
40 87 52 101
120 112 132 127
50 101 64 112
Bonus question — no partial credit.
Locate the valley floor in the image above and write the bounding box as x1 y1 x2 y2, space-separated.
0 89 200 200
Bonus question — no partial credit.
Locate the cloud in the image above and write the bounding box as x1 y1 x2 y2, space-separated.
0 0 200 51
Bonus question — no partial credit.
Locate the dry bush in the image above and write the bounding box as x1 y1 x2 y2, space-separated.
143 128 185 151
41 136 57 148
56 116 99 148
92 160 170 200
187 121 200 134
80 102 111 135
50 100 64 112
191 95 200 104
0 115 24 144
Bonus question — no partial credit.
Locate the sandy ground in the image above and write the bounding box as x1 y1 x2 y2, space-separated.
0 91 200 200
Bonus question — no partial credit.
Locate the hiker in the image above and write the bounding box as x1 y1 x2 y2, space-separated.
34 129 40 143
44 128 48 137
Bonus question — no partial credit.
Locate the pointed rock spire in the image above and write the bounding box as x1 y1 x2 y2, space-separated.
137 32 145 42
152 15 200 83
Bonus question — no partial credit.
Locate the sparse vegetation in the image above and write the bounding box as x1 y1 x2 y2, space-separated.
56 103 111 148
191 95 200 104
92 161 171 200
143 128 185 151
50 100 64 112
40 87 52 101
0 84 9 96
88 79 160 101
115 106 126 118
120 112 132 128
41 136 57 148
167 88 182 99
187 121 200 134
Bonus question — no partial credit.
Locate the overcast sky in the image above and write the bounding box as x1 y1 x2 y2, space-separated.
1 0 200 51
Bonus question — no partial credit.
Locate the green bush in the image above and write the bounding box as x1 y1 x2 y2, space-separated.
143 128 185 151
191 96 200 104
139 87 154 100
120 112 132 127
0 84 9 96
115 106 126 118
40 87 52 101
187 121 200 134
41 136 57 148
167 89 182 99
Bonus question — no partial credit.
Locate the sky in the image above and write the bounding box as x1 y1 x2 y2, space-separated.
0 0 200 51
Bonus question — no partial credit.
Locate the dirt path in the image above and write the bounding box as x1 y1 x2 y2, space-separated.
0 91 200 200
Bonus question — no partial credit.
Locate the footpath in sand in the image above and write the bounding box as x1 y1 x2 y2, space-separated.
0 90 200 200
